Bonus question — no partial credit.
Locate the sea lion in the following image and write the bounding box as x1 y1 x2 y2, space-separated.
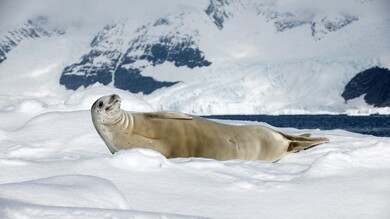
91 94 329 162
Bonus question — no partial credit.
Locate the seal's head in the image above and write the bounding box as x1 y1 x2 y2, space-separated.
91 94 121 125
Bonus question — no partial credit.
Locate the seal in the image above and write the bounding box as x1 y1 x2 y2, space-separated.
91 94 329 162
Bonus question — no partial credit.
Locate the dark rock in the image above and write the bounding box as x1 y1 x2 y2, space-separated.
137 37 212 68
91 24 118 47
59 49 119 89
153 18 171 26
323 15 358 32
205 0 232 30
311 15 358 39
0 49 6 63
274 20 307 32
342 67 390 107
60 67 112 90
114 67 179 94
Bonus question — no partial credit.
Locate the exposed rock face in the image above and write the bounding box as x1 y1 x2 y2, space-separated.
205 0 234 30
205 0 358 41
342 67 390 107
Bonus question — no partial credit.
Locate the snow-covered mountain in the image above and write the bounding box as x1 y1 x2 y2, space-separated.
60 16 211 94
0 16 65 64
0 0 389 114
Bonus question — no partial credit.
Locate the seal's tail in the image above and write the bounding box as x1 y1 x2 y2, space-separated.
282 133 329 152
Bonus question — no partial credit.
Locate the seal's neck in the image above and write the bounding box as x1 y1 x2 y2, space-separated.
107 110 133 131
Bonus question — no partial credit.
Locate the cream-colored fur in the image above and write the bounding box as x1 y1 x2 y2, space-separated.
91 94 329 162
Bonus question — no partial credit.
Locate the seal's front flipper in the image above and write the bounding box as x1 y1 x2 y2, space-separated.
144 111 193 120
299 133 311 137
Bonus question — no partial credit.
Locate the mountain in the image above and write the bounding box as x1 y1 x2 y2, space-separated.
0 16 65 64
59 17 211 94
0 0 389 114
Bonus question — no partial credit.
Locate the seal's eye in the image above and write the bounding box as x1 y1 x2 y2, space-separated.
98 101 104 108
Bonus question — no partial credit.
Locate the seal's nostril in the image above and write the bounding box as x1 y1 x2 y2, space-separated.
108 94 116 104
98 101 103 108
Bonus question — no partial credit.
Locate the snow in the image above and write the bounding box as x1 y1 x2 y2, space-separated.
0 88 390 218
0 1 390 217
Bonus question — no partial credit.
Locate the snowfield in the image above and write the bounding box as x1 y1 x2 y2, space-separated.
0 87 389 218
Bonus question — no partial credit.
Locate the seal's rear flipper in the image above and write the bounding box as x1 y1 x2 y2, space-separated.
287 139 329 152
282 133 329 152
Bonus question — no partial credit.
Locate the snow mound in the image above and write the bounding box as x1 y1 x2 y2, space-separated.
9 100 47 113
0 175 130 209
0 110 106 160
64 85 154 112
108 149 169 171
305 141 390 177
